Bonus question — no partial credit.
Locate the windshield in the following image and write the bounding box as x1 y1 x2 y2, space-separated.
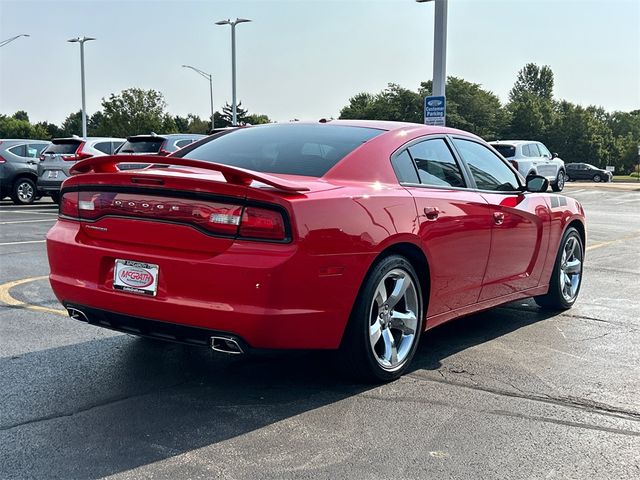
116 138 165 154
492 144 516 158
176 123 384 177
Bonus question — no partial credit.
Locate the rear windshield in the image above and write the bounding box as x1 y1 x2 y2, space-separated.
492 144 516 158
177 124 384 177
43 140 81 155
117 138 164 154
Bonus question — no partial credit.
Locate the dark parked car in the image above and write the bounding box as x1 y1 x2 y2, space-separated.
565 163 613 182
0 139 50 204
114 133 206 170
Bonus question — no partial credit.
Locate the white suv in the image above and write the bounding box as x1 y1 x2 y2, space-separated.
37 136 125 202
490 140 566 192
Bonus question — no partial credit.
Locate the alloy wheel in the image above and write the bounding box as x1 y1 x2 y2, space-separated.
559 236 583 302
17 181 34 202
368 268 419 371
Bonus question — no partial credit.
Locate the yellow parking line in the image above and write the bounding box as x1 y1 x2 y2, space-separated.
0 276 67 316
586 231 640 252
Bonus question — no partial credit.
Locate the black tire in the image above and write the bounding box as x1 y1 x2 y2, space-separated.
10 177 36 205
565 174 572 182
50 192 60 204
593 174 601 182
535 227 584 310
338 254 424 383
551 171 565 192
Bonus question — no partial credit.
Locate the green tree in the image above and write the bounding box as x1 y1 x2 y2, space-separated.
12 110 30 122
509 63 554 102
98 88 177 137
60 111 82 137
245 113 271 125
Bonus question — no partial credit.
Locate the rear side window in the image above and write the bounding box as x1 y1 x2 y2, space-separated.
528 143 541 156
175 139 194 149
118 139 164 154
408 138 465 188
44 141 81 155
178 124 383 177
27 143 49 157
492 144 516 158
8 144 26 157
94 142 112 154
391 150 419 184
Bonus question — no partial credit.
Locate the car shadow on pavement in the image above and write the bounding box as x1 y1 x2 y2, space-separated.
0 299 558 478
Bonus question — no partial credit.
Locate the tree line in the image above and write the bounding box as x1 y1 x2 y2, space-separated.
2 64 639 173
340 64 640 174
0 87 271 141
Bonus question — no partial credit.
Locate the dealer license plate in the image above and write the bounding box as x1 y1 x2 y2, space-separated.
47 170 59 179
113 259 159 296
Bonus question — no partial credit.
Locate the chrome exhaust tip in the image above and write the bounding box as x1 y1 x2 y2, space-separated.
67 307 88 322
210 336 244 355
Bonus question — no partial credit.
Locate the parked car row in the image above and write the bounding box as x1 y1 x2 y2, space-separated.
0 133 617 205
0 133 204 204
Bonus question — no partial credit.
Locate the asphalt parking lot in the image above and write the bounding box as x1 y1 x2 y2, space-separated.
1 184 639 479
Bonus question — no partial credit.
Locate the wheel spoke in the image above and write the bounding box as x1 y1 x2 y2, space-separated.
386 274 409 310
369 318 383 348
389 310 417 335
382 328 398 365
373 283 387 309
565 238 576 260
565 259 581 275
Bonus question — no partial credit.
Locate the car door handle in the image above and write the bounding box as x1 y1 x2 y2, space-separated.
424 207 440 220
493 212 505 225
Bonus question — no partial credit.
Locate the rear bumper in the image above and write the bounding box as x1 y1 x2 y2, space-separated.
64 302 251 351
47 220 372 350
37 178 64 193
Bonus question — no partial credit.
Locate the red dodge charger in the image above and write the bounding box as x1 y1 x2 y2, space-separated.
46 120 586 381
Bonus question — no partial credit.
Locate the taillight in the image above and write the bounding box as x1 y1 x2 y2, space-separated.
0 155 6 164
60 191 287 241
60 192 79 217
239 207 286 240
63 142 93 161
510 160 519 170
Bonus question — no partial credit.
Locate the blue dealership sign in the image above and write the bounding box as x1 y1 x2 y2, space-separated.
424 95 446 126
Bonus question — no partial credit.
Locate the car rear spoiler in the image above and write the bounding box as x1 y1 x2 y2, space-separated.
69 155 310 193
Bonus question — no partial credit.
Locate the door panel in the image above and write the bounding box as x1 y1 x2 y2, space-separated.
409 188 493 316
478 192 551 300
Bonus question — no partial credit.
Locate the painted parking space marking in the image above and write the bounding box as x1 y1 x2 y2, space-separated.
0 240 46 246
0 275 66 316
0 219 56 225
586 231 640 252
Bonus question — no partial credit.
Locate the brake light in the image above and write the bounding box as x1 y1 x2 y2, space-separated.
60 192 79 217
59 191 287 241
0 155 6 164
510 160 519 170
239 207 286 240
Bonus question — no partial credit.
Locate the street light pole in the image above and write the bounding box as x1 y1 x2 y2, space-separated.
68 36 96 138
416 0 448 98
0 34 30 48
182 65 215 131
215 18 252 126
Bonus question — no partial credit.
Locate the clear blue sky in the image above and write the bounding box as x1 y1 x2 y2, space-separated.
1 0 638 125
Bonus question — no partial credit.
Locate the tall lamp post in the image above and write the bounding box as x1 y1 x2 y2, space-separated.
0 34 30 48
416 0 448 99
182 65 215 131
215 18 252 126
68 36 95 138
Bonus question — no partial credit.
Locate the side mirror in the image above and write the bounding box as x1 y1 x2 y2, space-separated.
551 152 559 159
526 175 549 193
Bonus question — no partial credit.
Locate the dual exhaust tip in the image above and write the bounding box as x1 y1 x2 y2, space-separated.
67 307 244 355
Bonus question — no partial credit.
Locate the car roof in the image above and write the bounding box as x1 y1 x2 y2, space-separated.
287 119 482 139
126 133 206 140
489 140 540 146
51 137 125 142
